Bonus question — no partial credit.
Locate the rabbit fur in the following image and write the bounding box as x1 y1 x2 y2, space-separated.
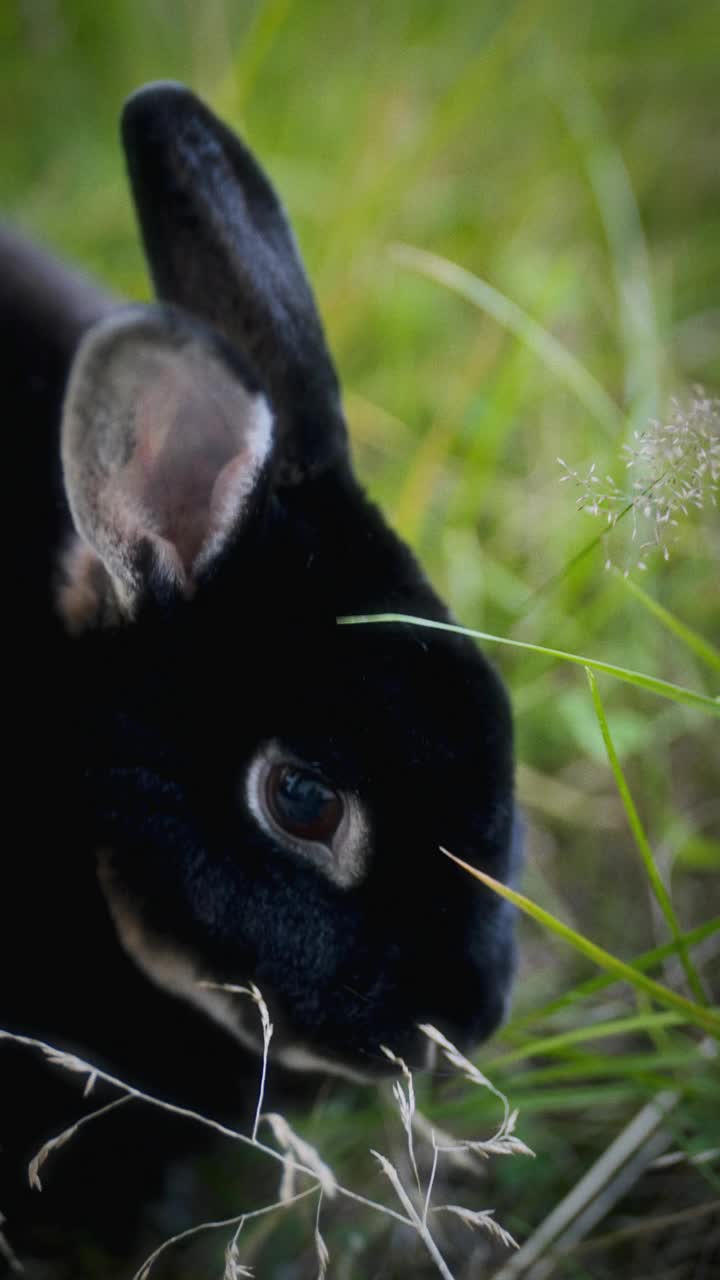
0 83 520 1267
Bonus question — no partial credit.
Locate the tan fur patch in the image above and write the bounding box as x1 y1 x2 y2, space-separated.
96 849 261 1051
57 536 121 633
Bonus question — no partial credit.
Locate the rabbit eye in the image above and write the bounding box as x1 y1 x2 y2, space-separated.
265 764 343 843
246 743 370 888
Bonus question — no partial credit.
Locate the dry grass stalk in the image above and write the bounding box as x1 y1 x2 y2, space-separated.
262 1112 337 1200
0 1024 406 1280
314 1192 330 1280
28 1095 132 1191
438 1204 518 1250
201 982 273 1143
371 1149 456 1280
1 1013 530 1278
199 983 275 1266
133 1187 319 1280
370 1024 532 1277
0 1211 23 1275
381 1045 421 1193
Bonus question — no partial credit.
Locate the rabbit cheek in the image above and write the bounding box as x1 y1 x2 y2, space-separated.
95 849 375 1081
95 848 267 1056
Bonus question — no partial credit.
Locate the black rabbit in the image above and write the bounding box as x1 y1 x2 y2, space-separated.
1 83 520 1267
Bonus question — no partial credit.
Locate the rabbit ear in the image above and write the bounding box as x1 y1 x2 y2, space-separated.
121 82 347 487
60 304 273 621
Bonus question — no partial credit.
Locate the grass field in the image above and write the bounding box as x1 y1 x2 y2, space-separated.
2 1 718 1276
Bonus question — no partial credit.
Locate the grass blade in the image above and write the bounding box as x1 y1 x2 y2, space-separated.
484 1012 687 1073
337 614 720 715
618 572 720 672
506 915 720 1032
556 70 661 425
389 243 623 435
501 1050 704 1089
440 851 720 1041
586 668 708 1004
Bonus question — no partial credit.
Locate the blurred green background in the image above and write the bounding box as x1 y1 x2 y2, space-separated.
2 1 718 1276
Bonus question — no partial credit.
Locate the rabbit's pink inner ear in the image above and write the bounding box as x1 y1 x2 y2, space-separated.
117 349 273 579
61 307 274 612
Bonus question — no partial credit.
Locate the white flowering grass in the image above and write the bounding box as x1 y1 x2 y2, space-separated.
558 393 719 570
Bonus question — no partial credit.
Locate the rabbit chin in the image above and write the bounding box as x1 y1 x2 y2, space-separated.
97 849 388 1085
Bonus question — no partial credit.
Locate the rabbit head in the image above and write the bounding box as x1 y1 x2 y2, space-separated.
57 83 520 1077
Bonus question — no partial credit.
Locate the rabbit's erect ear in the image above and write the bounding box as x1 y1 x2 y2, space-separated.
121 82 347 487
60 305 273 622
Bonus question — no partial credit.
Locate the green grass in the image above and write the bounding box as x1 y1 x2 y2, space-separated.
3 0 718 1276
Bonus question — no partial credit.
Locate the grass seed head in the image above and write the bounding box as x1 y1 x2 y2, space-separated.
558 393 719 569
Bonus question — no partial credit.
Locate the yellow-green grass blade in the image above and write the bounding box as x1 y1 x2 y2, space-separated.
501 1050 705 1090
389 243 623 436
232 0 295 112
484 1012 688 1073
440 851 720 1041
619 573 720 672
505 916 720 1034
557 70 661 426
586 668 707 1004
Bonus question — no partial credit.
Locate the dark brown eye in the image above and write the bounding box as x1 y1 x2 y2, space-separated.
265 764 343 844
